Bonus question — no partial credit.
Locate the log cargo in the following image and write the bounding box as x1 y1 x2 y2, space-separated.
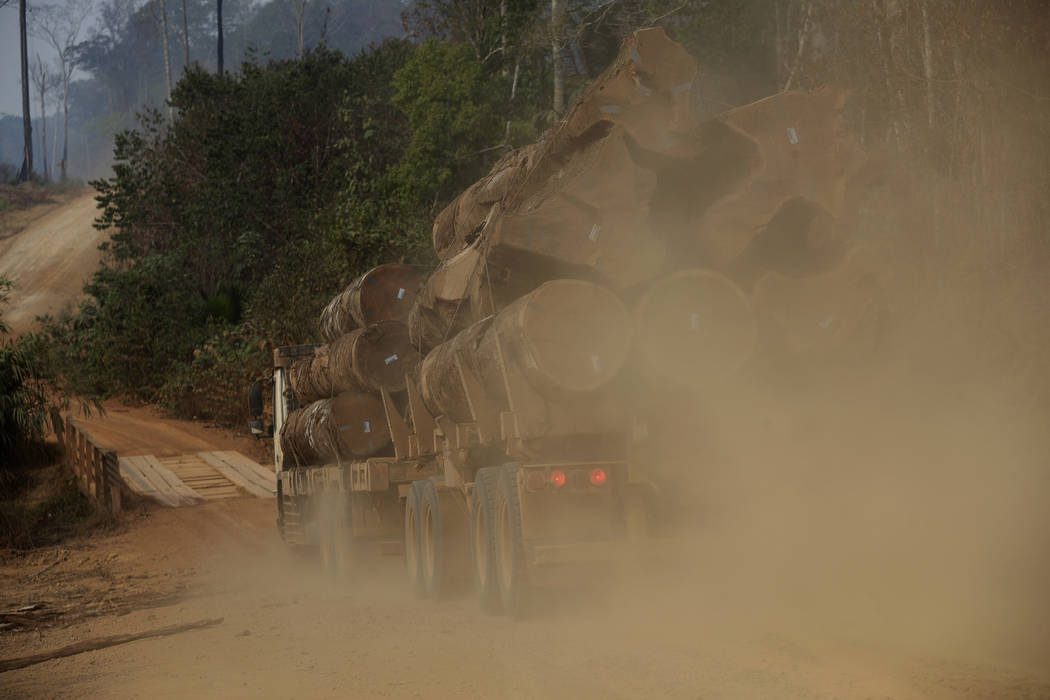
407 245 484 353
327 322 419 394
319 264 422 343
695 86 867 267
750 245 887 364
288 346 332 405
420 279 632 421
280 393 391 466
632 269 757 389
432 26 697 266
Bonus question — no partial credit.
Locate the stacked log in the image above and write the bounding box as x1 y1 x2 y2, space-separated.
420 279 632 421
280 393 391 464
319 264 422 342
632 270 757 389
280 28 876 465
694 86 868 270
750 245 888 365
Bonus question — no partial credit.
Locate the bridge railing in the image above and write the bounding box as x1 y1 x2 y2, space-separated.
61 415 122 515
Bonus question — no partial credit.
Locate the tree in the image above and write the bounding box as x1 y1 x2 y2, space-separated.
155 0 175 121
216 0 223 73
292 0 306 58
30 55 57 182
19 0 32 182
181 0 190 67
32 0 91 181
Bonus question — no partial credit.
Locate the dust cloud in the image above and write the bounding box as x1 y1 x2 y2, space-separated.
621 264 1050 673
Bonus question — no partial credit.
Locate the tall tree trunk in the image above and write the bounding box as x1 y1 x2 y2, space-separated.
181 0 190 68
500 0 508 78
19 0 32 182
37 74 47 182
159 0 174 122
216 0 224 74
294 0 306 59
920 0 936 130
551 0 564 114
61 74 69 180
782 0 813 91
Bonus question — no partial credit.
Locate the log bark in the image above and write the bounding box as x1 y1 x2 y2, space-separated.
750 245 887 364
696 86 867 267
288 345 333 405
419 317 492 422
433 144 537 260
420 279 632 421
632 269 757 389
280 393 391 466
433 28 696 266
727 197 847 291
327 322 419 394
320 264 422 343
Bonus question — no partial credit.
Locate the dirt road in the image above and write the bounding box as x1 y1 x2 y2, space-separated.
72 400 270 464
0 190 106 335
1 491 1047 699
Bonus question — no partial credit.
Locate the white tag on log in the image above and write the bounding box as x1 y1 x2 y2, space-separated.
787 127 799 145
591 355 602 372
338 424 349 432
630 47 643 65
636 85 653 97
363 421 371 433
588 224 601 242
690 313 701 330
819 315 834 329
397 288 406 300
385 354 398 364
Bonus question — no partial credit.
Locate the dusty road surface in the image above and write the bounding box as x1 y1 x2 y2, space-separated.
0 190 106 335
71 400 270 464
2 491 1048 699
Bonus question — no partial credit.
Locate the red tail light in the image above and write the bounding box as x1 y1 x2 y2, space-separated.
549 470 567 488
589 468 608 486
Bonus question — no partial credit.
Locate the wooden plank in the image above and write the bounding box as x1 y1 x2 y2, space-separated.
139 456 203 505
196 453 273 499
207 452 276 494
118 457 182 508
126 455 193 507
213 451 277 490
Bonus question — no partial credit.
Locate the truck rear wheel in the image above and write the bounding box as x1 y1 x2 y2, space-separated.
495 467 530 619
471 467 503 613
420 479 469 599
404 480 425 597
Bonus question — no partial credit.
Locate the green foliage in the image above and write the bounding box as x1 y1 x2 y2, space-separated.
391 40 506 205
0 278 69 471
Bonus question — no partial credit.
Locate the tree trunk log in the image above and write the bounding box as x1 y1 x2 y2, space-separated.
280 393 391 466
632 269 756 389
320 264 422 343
327 322 419 394
420 279 631 421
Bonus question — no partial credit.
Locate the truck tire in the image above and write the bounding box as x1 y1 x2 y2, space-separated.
471 467 503 614
404 480 426 597
495 466 530 619
420 479 470 599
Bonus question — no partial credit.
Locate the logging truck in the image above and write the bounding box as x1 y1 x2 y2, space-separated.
249 27 880 617
255 276 649 617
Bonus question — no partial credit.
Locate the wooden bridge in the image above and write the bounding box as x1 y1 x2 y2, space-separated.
62 415 275 513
